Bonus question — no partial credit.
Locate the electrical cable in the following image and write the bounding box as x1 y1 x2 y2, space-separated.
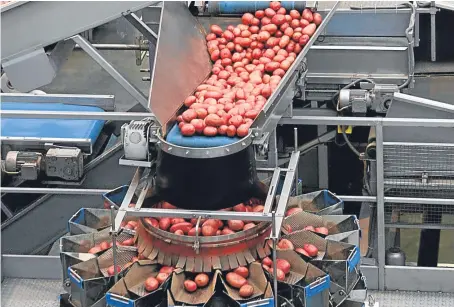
341 125 361 157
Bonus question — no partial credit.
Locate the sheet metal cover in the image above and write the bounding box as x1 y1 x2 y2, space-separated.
148 1 211 131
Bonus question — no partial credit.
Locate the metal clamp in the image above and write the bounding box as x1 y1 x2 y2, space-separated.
193 216 201 254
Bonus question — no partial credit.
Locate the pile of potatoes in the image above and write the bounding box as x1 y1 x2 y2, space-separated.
178 1 322 138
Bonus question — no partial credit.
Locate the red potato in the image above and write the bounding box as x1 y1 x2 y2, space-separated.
276 259 291 275
223 30 234 41
221 58 232 66
285 207 303 216
242 13 254 25
100 241 110 250
262 264 271 272
188 227 201 236
195 108 208 119
271 14 286 26
174 230 184 235
202 225 217 236
218 125 228 135
262 257 273 267
252 205 265 212
279 35 291 48
299 34 310 46
300 18 310 28
127 220 138 228
156 273 169 285
263 48 276 59
144 217 159 228
257 31 271 43
283 224 292 233
216 230 222 236
277 7 286 14
229 115 244 128
159 266 175 275
255 10 265 19
228 220 245 231
195 273 210 287
88 246 102 254
159 218 171 231
162 202 177 210
302 9 314 22
313 13 323 26
304 225 316 232
292 32 303 42
184 280 198 293
206 33 217 41
202 219 222 229
221 227 235 235
303 244 319 257
249 25 260 34
315 227 329 235
262 24 278 35
269 268 286 281
291 19 300 29
184 96 196 107
239 284 254 298
170 218 184 224
226 272 248 289
302 24 316 37
191 119 206 134
273 54 286 63
169 222 193 234
270 1 281 11
121 238 135 246
285 14 292 22
259 56 272 65
284 27 294 37
295 247 311 258
144 277 159 292
265 8 276 18
289 9 301 19
210 49 220 61
243 223 256 231
280 22 290 31
233 203 246 212
226 125 237 137
220 48 232 59
107 265 121 276
277 239 295 250
280 60 291 71
241 30 252 38
237 124 249 137
205 114 224 127
211 25 223 36
182 109 197 122
265 62 280 72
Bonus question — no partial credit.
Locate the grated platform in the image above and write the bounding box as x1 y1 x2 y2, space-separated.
369 290 454 307
1 278 62 307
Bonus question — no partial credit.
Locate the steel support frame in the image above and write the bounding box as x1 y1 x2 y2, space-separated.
71 34 149 109
0 93 115 111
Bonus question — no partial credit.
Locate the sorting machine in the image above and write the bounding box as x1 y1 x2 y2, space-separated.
2 1 454 306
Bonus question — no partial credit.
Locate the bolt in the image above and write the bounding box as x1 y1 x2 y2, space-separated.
186 150 189 155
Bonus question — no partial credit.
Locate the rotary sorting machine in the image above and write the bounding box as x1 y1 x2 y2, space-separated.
2 1 454 306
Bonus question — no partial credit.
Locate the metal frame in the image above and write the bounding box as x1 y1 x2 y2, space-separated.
2 112 454 291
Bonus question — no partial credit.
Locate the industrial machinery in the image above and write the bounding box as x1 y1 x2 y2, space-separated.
2 1 454 307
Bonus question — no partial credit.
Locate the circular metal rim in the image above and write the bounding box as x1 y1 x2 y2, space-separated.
156 128 253 159
140 218 270 244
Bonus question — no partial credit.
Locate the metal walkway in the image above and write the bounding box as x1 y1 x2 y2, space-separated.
3 278 454 307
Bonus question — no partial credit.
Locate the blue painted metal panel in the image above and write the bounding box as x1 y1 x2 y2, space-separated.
0 102 105 145
210 1 306 14
166 124 239 148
